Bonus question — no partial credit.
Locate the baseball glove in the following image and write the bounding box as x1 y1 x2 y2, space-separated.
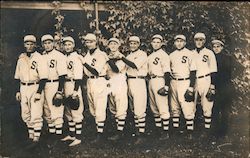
64 95 80 110
52 91 63 107
184 89 194 102
157 86 169 96
206 87 216 102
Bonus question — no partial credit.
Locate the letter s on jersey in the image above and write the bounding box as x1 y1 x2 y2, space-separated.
153 57 160 65
202 55 208 62
68 61 73 70
181 56 187 63
31 61 37 69
49 59 56 68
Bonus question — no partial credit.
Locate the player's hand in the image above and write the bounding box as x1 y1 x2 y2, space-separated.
206 84 216 102
184 87 195 102
157 86 169 96
72 91 78 99
16 92 21 102
34 93 41 102
55 91 63 99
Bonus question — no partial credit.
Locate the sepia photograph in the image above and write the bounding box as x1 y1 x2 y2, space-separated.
0 1 249 157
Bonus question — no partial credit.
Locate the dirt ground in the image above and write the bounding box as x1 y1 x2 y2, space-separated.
0 103 249 158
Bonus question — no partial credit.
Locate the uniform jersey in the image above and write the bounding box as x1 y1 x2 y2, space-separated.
106 52 126 78
14 51 47 82
170 48 196 78
82 48 108 77
193 47 217 77
148 49 170 76
126 49 147 76
66 52 83 80
43 49 67 80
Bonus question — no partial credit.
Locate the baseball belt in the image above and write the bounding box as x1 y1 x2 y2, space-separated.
47 79 59 82
171 76 190 81
65 78 76 82
149 75 164 79
88 75 106 79
21 81 39 86
127 75 146 79
197 74 210 79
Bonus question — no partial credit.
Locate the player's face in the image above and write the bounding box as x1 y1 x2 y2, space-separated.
151 38 162 50
108 41 119 52
213 43 223 54
42 40 54 52
85 40 97 50
194 38 205 48
129 41 140 52
174 39 186 50
24 42 36 53
63 41 75 53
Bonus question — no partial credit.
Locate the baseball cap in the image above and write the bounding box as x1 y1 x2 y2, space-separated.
194 32 206 39
85 33 97 41
108 37 120 45
24 35 36 43
211 39 224 46
129 36 140 43
174 34 186 41
63 36 75 44
152 34 163 41
41 34 54 42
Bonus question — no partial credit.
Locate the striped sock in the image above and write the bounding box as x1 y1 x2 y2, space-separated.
34 127 42 140
173 117 180 128
162 118 170 131
204 116 212 129
28 127 34 139
117 119 125 131
154 116 162 128
186 119 194 131
138 117 146 133
55 124 63 135
69 121 76 137
97 121 105 133
134 116 139 128
48 123 55 134
75 122 82 139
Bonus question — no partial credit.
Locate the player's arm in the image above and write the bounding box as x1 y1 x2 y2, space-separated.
209 52 218 88
36 79 47 94
14 60 21 101
73 56 83 94
121 57 137 69
107 59 119 73
83 63 99 76
58 75 66 92
189 70 196 88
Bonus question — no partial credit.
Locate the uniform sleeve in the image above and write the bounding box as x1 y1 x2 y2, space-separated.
209 51 218 73
161 53 171 73
94 52 108 73
73 55 83 80
14 59 20 79
116 60 126 72
189 51 197 71
37 55 48 79
57 53 68 76
133 51 147 69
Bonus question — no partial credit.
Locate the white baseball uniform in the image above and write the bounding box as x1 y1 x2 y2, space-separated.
126 49 148 133
193 47 217 129
14 51 47 139
148 48 170 131
169 47 196 130
81 48 109 133
106 52 128 132
43 49 67 134
64 51 84 136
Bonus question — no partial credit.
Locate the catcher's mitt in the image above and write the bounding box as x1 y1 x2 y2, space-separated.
157 86 169 96
184 89 194 102
52 91 63 107
206 87 216 102
64 95 80 110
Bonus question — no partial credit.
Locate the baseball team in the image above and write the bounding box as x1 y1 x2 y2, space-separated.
15 32 224 147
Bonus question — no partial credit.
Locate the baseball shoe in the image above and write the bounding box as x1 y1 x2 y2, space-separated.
159 131 169 141
61 135 76 141
186 131 193 140
69 138 81 147
134 134 146 145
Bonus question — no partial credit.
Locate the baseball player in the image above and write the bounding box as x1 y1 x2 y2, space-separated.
169 34 197 139
193 33 217 137
123 36 148 145
106 37 128 141
15 35 47 143
60 36 84 146
41 34 67 140
147 34 171 140
81 33 109 143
